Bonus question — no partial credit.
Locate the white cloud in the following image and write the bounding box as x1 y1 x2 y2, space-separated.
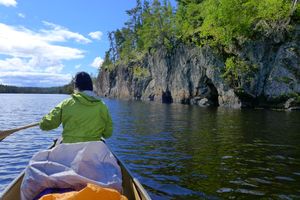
90 56 103 69
42 21 91 44
18 13 25 18
88 31 103 40
75 64 81 69
45 64 64 74
0 22 88 87
0 0 17 7
0 71 71 87
0 23 85 59
0 57 34 72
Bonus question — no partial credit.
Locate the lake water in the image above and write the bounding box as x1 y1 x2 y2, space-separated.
0 94 300 199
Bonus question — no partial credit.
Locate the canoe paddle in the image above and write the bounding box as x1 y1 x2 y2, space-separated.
0 123 39 141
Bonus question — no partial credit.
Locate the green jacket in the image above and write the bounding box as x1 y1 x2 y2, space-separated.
39 92 113 143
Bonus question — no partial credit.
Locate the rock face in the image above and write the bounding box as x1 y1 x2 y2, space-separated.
95 27 300 109
236 26 300 108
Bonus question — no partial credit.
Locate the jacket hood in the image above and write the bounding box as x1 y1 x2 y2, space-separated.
72 91 102 106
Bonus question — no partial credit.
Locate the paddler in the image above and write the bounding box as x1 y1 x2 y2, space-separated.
39 71 113 143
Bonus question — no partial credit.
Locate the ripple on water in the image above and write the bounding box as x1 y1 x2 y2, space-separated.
127 162 162 171
275 176 295 181
229 180 258 188
244 159 264 164
257 167 276 172
217 188 233 193
235 189 265 196
0 177 14 186
248 178 272 184
222 156 233 159
267 155 287 160
0 165 25 173
159 184 196 196
152 174 180 182
0 153 28 160
254 143 294 148
143 177 197 197
277 194 295 200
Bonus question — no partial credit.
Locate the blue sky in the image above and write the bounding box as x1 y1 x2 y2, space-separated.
0 0 177 87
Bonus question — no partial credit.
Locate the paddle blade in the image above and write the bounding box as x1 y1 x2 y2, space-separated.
0 123 39 141
0 129 16 141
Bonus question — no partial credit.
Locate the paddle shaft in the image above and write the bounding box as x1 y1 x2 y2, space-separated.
0 123 39 141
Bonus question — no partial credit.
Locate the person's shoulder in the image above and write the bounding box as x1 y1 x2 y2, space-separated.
99 99 106 105
59 96 75 106
97 99 109 109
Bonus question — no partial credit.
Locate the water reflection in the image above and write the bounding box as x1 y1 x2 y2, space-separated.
1 95 300 199
107 100 300 199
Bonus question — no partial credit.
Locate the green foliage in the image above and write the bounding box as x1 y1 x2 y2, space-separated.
102 0 297 83
106 0 297 59
133 66 150 78
136 0 176 51
102 51 115 71
222 56 257 88
256 0 290 21
175 1 203 44
254 0 292 38
175 0 294 47
105 0 176 66
294 2 300 22
200 0 255 46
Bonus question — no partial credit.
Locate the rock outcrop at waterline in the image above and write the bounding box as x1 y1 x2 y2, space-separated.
95 27 300 110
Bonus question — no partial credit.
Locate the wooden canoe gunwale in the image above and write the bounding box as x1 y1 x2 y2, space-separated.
113 151 152 200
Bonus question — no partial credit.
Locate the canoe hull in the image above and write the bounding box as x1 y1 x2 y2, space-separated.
0 143 151 200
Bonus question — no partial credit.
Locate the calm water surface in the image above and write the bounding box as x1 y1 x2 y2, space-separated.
0 94 300 199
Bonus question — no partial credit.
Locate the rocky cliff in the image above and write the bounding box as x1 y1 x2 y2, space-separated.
95 26 300 110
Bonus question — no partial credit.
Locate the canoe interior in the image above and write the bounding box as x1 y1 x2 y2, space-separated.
0 160 150 200
0 144 151 200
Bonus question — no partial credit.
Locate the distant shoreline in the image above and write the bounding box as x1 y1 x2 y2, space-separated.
0 84 72 94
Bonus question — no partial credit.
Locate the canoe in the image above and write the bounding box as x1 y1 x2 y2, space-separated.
0 141 152 200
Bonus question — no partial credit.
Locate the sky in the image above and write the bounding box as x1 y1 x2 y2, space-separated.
0 0 176 87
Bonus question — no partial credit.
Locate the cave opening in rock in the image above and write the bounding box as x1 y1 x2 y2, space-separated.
206 80 219 106
162 90 173 104
194 78 219 107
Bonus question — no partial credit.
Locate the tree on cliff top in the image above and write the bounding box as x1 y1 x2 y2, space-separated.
102 0 176 69
177 0 298 47
102 0 299 70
